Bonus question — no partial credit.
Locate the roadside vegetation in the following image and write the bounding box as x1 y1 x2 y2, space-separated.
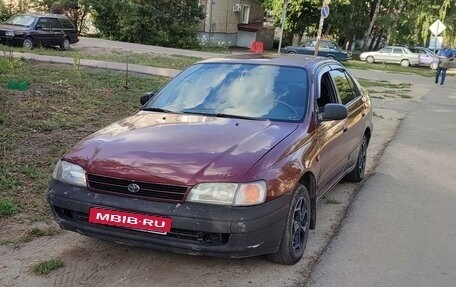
33 258 64 275
3 45 201 70
0 59 168 244
345 61 436 77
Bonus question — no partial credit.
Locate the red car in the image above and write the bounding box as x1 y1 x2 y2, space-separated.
48 55 373 265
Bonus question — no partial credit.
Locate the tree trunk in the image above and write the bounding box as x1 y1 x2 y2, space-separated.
362 0 381 51
368 29 379 51
373 32 384 51
292 33 302 45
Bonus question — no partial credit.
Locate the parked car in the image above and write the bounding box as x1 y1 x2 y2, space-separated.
360 46 420 67
283 39 352 61
0 13 78 50
408 47 438 69
47 55 373 265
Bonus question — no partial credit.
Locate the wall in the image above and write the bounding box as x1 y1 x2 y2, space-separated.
237 30 256 48
200 0 264 33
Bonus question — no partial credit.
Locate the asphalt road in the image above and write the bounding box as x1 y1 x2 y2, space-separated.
308 75 456 286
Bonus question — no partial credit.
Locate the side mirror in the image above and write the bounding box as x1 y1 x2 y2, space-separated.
140 92 155 105
320 103 348 121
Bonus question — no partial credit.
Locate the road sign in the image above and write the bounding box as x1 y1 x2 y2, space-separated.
429 36 443 50
321 5 330 19
429 20 446 36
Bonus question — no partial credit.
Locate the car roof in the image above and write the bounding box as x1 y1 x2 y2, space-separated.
19 13 69 19
199 54 338 71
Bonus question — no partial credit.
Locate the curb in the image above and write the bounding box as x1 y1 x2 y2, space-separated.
7 52 181 78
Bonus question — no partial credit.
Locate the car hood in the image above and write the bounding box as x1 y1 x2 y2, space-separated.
0 24 29 31
64 111 299 186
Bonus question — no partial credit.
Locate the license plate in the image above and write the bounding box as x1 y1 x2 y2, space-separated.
88 207 172 235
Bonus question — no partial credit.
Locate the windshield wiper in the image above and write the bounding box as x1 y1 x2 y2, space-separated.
181 111 265 121
215 113 265 121
141 107 179 113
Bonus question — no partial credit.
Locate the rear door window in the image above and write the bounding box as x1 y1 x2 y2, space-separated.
392 48 403 55
49 18 63 29
329 70 356 105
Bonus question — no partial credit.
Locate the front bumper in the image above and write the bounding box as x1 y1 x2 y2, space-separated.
0 35 23 46
47 180 291 258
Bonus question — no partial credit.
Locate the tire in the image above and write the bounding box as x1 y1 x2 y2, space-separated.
267 184 310 265
326 55 335 60
366 56 374 64
60 37 71 51
287 51 296 54
23 37 33 49
430 62 438 70
345 134 368 182
400 59 410 67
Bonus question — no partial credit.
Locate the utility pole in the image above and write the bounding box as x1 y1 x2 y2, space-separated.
277 0 289 54
314 0 330 56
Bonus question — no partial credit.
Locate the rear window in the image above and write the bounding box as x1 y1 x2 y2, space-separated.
59 18 75 29
147 63 309 122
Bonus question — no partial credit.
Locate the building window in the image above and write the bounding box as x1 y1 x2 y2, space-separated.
242 5 250 24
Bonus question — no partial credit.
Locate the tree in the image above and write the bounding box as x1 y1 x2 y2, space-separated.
32 0 91 34
86 0 204 49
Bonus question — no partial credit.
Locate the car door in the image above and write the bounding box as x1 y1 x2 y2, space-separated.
314 66 349 198
331 68 368 170
376 47 392 62
49 18 64 45
391 47 404 64
34 18 53 46
316 41 329 57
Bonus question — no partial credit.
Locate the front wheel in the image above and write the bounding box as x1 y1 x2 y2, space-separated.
23 37 33 49
267 184 310 265
287 51 296 54
345 134 368 182
366 56 374 64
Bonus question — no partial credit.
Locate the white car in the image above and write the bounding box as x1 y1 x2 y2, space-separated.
360 46 420 67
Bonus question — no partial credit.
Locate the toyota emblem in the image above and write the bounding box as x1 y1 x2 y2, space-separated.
127 183 141 193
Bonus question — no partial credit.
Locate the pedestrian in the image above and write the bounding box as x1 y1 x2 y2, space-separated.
435 43 454 87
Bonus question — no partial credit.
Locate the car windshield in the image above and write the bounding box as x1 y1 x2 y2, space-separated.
4 15 36 27
144 63 309 122
327 42 339 49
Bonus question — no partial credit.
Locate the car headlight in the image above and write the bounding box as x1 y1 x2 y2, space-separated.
187 181 266 206
5 31 15 37
52 160 87 187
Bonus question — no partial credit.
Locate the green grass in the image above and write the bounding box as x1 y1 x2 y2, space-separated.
0 198 19 217
399 94 413 99
2 45 201 70
346 60 436 77
33 258 64 275
357 78 411 89
0 59 169 227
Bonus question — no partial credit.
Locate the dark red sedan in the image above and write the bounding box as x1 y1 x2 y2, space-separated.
48 55 373 265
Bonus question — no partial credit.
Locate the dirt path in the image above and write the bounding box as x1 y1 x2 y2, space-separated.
0 71 431 287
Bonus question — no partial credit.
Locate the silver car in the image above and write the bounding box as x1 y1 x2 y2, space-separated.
360 46 420 67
